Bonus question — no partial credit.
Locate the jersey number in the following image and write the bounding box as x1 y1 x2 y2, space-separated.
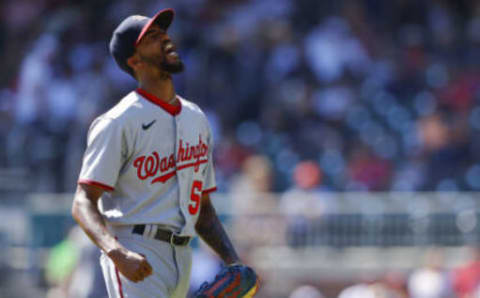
189 180 203 215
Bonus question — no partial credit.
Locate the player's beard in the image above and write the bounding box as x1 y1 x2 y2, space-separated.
139 53 184 74
161 58 184 74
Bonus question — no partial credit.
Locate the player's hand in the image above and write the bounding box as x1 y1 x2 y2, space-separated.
108 248 153 283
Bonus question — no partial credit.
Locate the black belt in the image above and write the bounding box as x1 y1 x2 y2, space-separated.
132 224 191 246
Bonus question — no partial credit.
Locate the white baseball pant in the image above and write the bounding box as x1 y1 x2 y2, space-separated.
100 224 192 298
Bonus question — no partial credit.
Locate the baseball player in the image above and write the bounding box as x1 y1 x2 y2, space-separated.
72 8 249 298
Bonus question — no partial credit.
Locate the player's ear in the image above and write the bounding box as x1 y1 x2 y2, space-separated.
127 53 141 73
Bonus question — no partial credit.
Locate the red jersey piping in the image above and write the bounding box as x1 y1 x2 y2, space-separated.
136 88 181 116
202 187 217 195
78 179 115 192
114 267 125 298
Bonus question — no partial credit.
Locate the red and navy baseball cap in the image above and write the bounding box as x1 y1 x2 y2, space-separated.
109 8 175 76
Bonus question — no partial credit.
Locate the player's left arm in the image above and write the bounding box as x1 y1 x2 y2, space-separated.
195 193 240 265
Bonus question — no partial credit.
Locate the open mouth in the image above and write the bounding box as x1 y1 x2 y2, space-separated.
164 44 178 57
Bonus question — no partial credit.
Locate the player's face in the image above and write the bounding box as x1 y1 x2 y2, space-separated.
136 24 184 74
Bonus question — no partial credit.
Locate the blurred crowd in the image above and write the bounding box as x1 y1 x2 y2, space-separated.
1 0 480 193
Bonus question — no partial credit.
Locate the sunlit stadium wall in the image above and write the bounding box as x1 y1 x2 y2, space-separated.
1 191 479 296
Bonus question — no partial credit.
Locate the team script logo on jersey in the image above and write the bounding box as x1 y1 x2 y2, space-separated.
133 135 208 184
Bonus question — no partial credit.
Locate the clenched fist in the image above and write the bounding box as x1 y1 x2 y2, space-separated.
108 248 153 283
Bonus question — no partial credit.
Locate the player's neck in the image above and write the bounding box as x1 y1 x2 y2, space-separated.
138 77 177 105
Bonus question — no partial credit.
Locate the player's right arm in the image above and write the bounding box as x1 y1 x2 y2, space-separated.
72 183 152 282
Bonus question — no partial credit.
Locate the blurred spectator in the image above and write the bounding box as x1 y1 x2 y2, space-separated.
338 283 374 298
383 272 408 298
230 155 285 256
289 284 325 298
304 16 371 83
453 247 480 298
418 112 472 191
338 281 404 298
15 33 57 126
279 160 333 247
45 226 108 298
230 154 274 197
346 145 392 191
408 247 452 298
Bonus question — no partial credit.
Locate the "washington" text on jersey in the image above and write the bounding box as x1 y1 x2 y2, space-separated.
133 135 208 184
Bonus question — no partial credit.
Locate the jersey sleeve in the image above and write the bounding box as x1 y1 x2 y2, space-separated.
202 123 217 195
78 117 126 191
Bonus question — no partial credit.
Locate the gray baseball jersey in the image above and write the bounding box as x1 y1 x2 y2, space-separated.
78 88 216 236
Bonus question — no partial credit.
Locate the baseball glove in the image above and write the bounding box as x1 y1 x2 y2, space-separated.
193 264 259 298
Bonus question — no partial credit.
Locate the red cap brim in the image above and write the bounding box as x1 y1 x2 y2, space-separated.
135 8 174 46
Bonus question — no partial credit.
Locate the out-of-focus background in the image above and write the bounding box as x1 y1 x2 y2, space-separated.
2 0 480 297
